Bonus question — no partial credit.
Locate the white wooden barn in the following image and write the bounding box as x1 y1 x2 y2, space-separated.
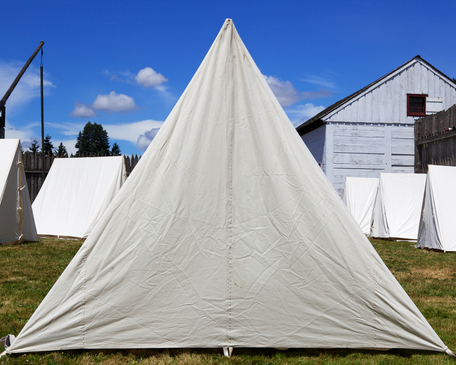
296 56 456 195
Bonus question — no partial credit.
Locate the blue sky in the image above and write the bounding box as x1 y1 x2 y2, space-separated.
1 0 455 156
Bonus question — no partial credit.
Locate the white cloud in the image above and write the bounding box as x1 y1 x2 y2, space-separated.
301 88 334 100
5 119 40 145
104 69 135 84
137 127 161 151
135 67 168 88
92 91 137 113
0 61 54 116
70 91 137 117
286 103 326 127
70 102 97 118
46 121 85 136
301 75 337 90
263 75 301 107
68 67 171 119
105 67 168 91
104 120 163 143
264 74 334 107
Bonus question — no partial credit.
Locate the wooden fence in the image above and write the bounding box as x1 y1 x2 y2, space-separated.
22 153 141 202
415 104 456 173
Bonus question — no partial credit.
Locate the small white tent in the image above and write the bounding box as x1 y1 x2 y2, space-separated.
417 165 456 252
5 20 452 356
0 139 38 244
32 156 126 238
370 173 426 241
342 177 378 234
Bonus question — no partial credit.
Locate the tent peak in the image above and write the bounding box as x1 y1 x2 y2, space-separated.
221 18 234 32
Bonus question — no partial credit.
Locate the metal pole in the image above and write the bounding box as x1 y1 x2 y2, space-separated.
40 49 45 182
0 105 5 139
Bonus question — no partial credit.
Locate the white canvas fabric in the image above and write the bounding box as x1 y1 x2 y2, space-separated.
417 165 456 252
342 177 379 234
32 156 126 238
7 19 450 355
370 173 426 241
0 139 38 244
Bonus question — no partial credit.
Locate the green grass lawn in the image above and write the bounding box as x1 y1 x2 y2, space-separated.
0 238 455 364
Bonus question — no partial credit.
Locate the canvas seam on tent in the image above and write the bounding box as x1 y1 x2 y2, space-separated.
82 244 87 347
227 20 234 346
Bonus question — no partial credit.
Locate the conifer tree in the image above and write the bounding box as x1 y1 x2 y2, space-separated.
29 139 40 153
42 134 55 155
75 122 110 156
111 142 121 156
54 142 68 157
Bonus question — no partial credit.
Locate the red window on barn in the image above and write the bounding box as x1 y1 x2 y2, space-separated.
407 94 428 116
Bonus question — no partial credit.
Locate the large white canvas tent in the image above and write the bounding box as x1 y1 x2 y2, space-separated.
417 165 456 252
5 19 452 356
0 139 38 244
370 173 426 241
32 156 126 238
342 177 379 234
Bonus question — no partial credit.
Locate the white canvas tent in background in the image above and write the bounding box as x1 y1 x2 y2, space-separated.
32 156 126 238
0 139 38 244
342 177 379 234
5 19 453 356
370 173 426 241
417 165 456 252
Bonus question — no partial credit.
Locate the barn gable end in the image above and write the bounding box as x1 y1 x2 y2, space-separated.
297 56 456 195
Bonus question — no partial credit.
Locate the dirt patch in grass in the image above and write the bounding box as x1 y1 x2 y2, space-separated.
411 267 456 280
0 301 12 315
411 295 456 306
8 274 28 280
